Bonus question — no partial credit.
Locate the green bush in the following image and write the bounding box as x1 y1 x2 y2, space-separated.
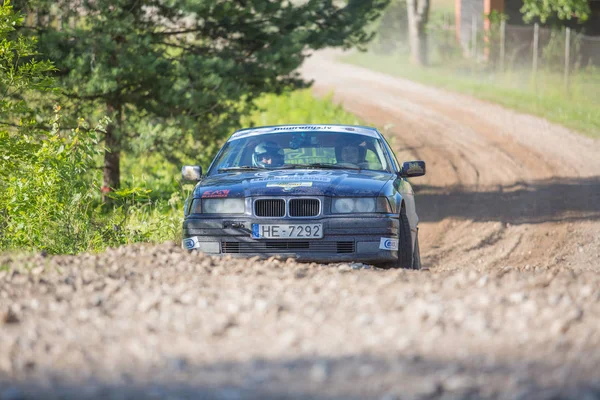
1 114 184 254
1 58 362 254
0 2 108 254
0 113 107 253
0 1 99 254
1 0 366 255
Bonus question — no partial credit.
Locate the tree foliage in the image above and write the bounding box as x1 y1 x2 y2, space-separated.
0 1 105 254
521 0 590 23
0 0 54 127
25 0 390 191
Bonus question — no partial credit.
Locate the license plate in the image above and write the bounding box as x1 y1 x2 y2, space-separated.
251 223 323 239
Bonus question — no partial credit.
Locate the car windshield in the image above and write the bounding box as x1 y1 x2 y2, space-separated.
209 131 391 175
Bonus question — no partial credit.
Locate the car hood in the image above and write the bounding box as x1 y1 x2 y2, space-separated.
194 169 394 198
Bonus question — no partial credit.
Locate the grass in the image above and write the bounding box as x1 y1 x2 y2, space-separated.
430 0 455 14
341 52 600 138
241 89 362 127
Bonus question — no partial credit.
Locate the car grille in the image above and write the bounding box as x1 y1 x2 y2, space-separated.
254 198 321 217
289 198 320 217
254 199 285 217
222 241 355 254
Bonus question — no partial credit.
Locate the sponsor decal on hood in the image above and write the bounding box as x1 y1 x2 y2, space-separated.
201 189 230 198
266 182 313 190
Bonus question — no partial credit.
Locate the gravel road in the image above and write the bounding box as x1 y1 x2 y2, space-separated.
1 52 600 400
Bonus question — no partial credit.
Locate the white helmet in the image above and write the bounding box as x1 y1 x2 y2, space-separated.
252 141 284 168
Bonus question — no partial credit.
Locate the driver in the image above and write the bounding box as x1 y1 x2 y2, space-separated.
252 141 285 168
335 136 367 166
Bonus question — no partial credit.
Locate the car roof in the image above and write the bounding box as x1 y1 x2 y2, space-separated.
229 124 380 141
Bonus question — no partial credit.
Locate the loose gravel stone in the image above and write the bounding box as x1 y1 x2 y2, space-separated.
337 263 352 272
0 242 599 400
2 306 20 324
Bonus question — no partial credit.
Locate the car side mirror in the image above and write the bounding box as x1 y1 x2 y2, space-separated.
399 161 426 178
181 165 202 182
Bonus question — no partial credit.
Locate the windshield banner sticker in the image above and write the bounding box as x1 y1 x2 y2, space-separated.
272 125 333 131
379 238 399 251
229 125 378 140
201 189 230 198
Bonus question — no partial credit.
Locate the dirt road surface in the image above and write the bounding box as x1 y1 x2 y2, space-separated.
1 52 600 400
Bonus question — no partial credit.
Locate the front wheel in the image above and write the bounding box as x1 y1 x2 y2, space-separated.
412 232 422 270
381 208 416 269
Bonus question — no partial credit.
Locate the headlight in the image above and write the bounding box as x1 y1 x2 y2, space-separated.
202 198 245 214
190 199 202 214
333 198 355 213
355 198 376 212
332 197 390 214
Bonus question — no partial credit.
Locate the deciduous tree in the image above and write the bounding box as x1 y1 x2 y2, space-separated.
521 0 590 23
406 0 429 66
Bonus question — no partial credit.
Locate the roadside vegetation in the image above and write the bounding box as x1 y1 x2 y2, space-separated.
0 1 370 255
2 87 360 255
342 0 600 138
342 52 600 137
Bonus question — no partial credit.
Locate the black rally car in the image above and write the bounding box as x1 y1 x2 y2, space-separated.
181 124 426 269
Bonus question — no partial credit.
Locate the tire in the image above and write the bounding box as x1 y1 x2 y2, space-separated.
381 207 414 269
412 232 422 270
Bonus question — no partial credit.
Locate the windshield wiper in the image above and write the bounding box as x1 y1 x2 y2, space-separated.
217 166 266 172
282 163 361 171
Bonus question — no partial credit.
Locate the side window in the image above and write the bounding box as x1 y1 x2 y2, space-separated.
390 150 400 171
381 139 400 171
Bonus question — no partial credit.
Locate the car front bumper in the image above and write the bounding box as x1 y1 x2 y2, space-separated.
182 215 400 264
